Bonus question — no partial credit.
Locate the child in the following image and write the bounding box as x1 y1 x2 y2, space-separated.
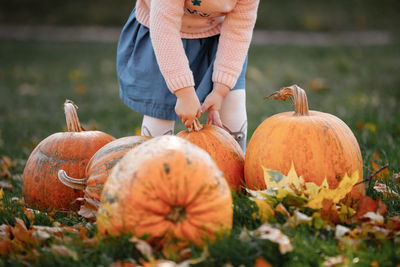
117 0 259 151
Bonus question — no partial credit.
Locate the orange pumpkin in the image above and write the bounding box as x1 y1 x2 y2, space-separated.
176 119 245 192
22 100 115 211
58 135 152 201
97 135 233 248
244 85 364 198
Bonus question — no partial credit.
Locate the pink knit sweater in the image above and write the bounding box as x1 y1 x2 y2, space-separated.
135 0 259 92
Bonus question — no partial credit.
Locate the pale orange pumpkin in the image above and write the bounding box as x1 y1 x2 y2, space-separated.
22 100 115 211
176 119 245 192
97 135 233 248
244 85 364 199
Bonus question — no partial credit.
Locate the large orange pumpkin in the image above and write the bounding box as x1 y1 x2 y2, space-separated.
22 100 115 211
244 85 364 198
176 119 245 192
97 135 233 248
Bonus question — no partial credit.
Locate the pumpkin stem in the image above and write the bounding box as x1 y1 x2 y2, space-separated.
166 206 186 224
188 119 204 132
58 170 87 191
64 99 85 132
265 84 310 116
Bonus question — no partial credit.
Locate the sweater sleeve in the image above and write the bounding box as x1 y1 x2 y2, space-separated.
149 0 195 93
212 0 259 89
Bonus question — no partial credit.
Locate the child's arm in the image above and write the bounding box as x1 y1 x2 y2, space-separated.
149 0 201 127
212 0 259 89
201 82 230 128
202 0 259 126
175 86 201 127
149 0 195 93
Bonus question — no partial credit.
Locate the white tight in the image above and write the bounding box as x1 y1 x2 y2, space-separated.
141 90 248 151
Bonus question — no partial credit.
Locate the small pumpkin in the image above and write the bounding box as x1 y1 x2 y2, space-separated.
97 135 233 248
176 119 245 192
22 100 115 211
244 85 364 199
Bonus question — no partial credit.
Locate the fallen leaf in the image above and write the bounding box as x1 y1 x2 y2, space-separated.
335 225 350 239
253 224 293 254
373 182 400 199
353 195 379 221
130 237 154 261
361 212 384 225
11 218 32 245
320 199 340 224
251 198 275 222
323 255 347 267
370 152 389 179
306 171 359 210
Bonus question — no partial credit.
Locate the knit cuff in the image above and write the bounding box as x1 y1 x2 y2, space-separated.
212 70 238 89
165 73 195 93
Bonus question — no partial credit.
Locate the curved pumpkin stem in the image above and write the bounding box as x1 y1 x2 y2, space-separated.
188 119 204 132
64 99 85 132
58 170 87 191
265 84 310 116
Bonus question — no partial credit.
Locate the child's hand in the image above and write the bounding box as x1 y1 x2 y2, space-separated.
175 87 201 127
201 82 230 128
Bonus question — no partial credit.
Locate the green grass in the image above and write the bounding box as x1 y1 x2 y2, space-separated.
0 40 400 266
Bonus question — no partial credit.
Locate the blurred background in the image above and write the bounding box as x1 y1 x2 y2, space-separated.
1 0 400 31
0 0 399 178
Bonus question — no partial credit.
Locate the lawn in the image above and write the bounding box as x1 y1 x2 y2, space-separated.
0 40 399 266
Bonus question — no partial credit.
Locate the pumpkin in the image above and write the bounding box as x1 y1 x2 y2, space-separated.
244 85 364 199
176 119 245 192
58 135 152 200
58 135 151 217
22 100 115 211
97 135 233 248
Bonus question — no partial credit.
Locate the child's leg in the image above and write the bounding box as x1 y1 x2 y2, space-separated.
220 90 248 152
141 115 175 136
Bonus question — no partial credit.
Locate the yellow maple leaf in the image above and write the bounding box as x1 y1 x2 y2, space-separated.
262 162 305 196
306 171 360 209
261 163 359 210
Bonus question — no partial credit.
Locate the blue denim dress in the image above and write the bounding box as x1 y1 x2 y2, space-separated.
117 8 248 121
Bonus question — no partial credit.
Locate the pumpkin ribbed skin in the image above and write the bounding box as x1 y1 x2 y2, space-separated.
177 122 244 192
97 135 233 247
84 136 152 201
244 85 364 198
22 101 115 211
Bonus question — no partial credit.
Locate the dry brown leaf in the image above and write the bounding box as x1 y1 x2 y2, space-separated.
11 218 32 245
371 152 389 180
320 199 340 224
353 195 378 222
